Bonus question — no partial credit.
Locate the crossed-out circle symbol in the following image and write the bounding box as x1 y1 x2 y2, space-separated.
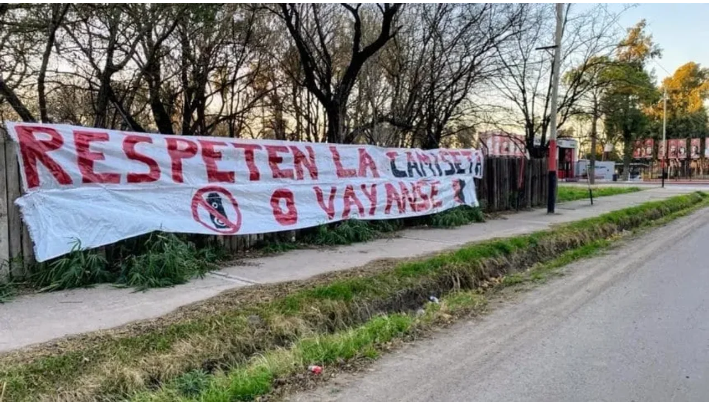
191 185 241 234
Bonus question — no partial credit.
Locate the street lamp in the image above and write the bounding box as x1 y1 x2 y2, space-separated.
546 3 563 213
661 88 667 188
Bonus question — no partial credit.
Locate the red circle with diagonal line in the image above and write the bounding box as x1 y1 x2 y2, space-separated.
191 186 241 234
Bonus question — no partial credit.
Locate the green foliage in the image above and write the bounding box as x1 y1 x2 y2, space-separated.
261 241 299 254
25 234 225 294
0 281 17 303
194 241 229 263
172 369 211 397
31 240 111 292
429 205 485 228
557 186 641 202
118 233 213 291
599 20 662 168
305 220 377 245
659 109 709 141
367 218 404 233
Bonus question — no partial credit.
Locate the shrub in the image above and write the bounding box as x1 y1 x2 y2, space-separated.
31 240 111 292
304 220 377 245
0 281 17 303
118 233 214 291
429 205 485 228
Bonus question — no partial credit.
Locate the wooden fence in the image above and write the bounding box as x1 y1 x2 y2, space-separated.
478 157 548 212
0 129 546 279
0 134 34 279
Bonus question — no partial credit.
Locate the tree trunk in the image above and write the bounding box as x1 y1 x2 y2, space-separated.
325 102 345 144
621 137 632 181
0 77 35 122
145 57 174 134
94 70 114 128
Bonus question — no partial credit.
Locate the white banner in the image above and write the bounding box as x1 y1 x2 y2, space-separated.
6 122 483 262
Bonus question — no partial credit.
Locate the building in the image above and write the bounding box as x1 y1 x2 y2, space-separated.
478 131 579 179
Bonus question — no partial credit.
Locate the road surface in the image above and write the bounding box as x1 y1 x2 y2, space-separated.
292 207 709 402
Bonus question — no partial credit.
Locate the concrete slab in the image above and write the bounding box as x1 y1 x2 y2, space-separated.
0 186 700 353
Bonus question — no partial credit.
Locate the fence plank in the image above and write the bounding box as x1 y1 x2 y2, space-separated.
0 133 9 279
21 221 34 270
526 159 532 208
4 140 23 276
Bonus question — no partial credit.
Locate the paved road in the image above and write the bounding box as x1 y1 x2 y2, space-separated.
292 208 709 402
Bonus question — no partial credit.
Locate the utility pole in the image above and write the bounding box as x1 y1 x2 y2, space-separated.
547 3 563 213
661 87 667 188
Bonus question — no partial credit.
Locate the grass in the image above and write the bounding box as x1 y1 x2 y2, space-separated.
135 313 417 402
557 185 642 202
137 292 488 402
502 239 612 286
0 191 706 402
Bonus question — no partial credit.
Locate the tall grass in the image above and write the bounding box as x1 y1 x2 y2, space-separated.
0 281 16 303
31 240 111 292
429 205 485 228
118 233 216 291
306 220 378 245
26 233 224 293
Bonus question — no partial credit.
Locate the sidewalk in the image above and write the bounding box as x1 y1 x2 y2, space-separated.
563 179 709 186
0 187 700 353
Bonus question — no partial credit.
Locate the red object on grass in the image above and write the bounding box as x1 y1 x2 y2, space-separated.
308 365 323 375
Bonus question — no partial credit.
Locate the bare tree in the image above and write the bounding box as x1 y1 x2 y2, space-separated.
385 4 525 149
0 4 44 122
59 4 147 128
492 4 625 157
277 3 401 144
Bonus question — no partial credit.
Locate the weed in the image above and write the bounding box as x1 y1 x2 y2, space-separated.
367 219 404 233
501 273 526 286
0 281 17 303
172 369 211 397
429 205 485 228
194 243 229 263
305 220 377 245
117 233 212 291
31 240 111 292
261 241 299 254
